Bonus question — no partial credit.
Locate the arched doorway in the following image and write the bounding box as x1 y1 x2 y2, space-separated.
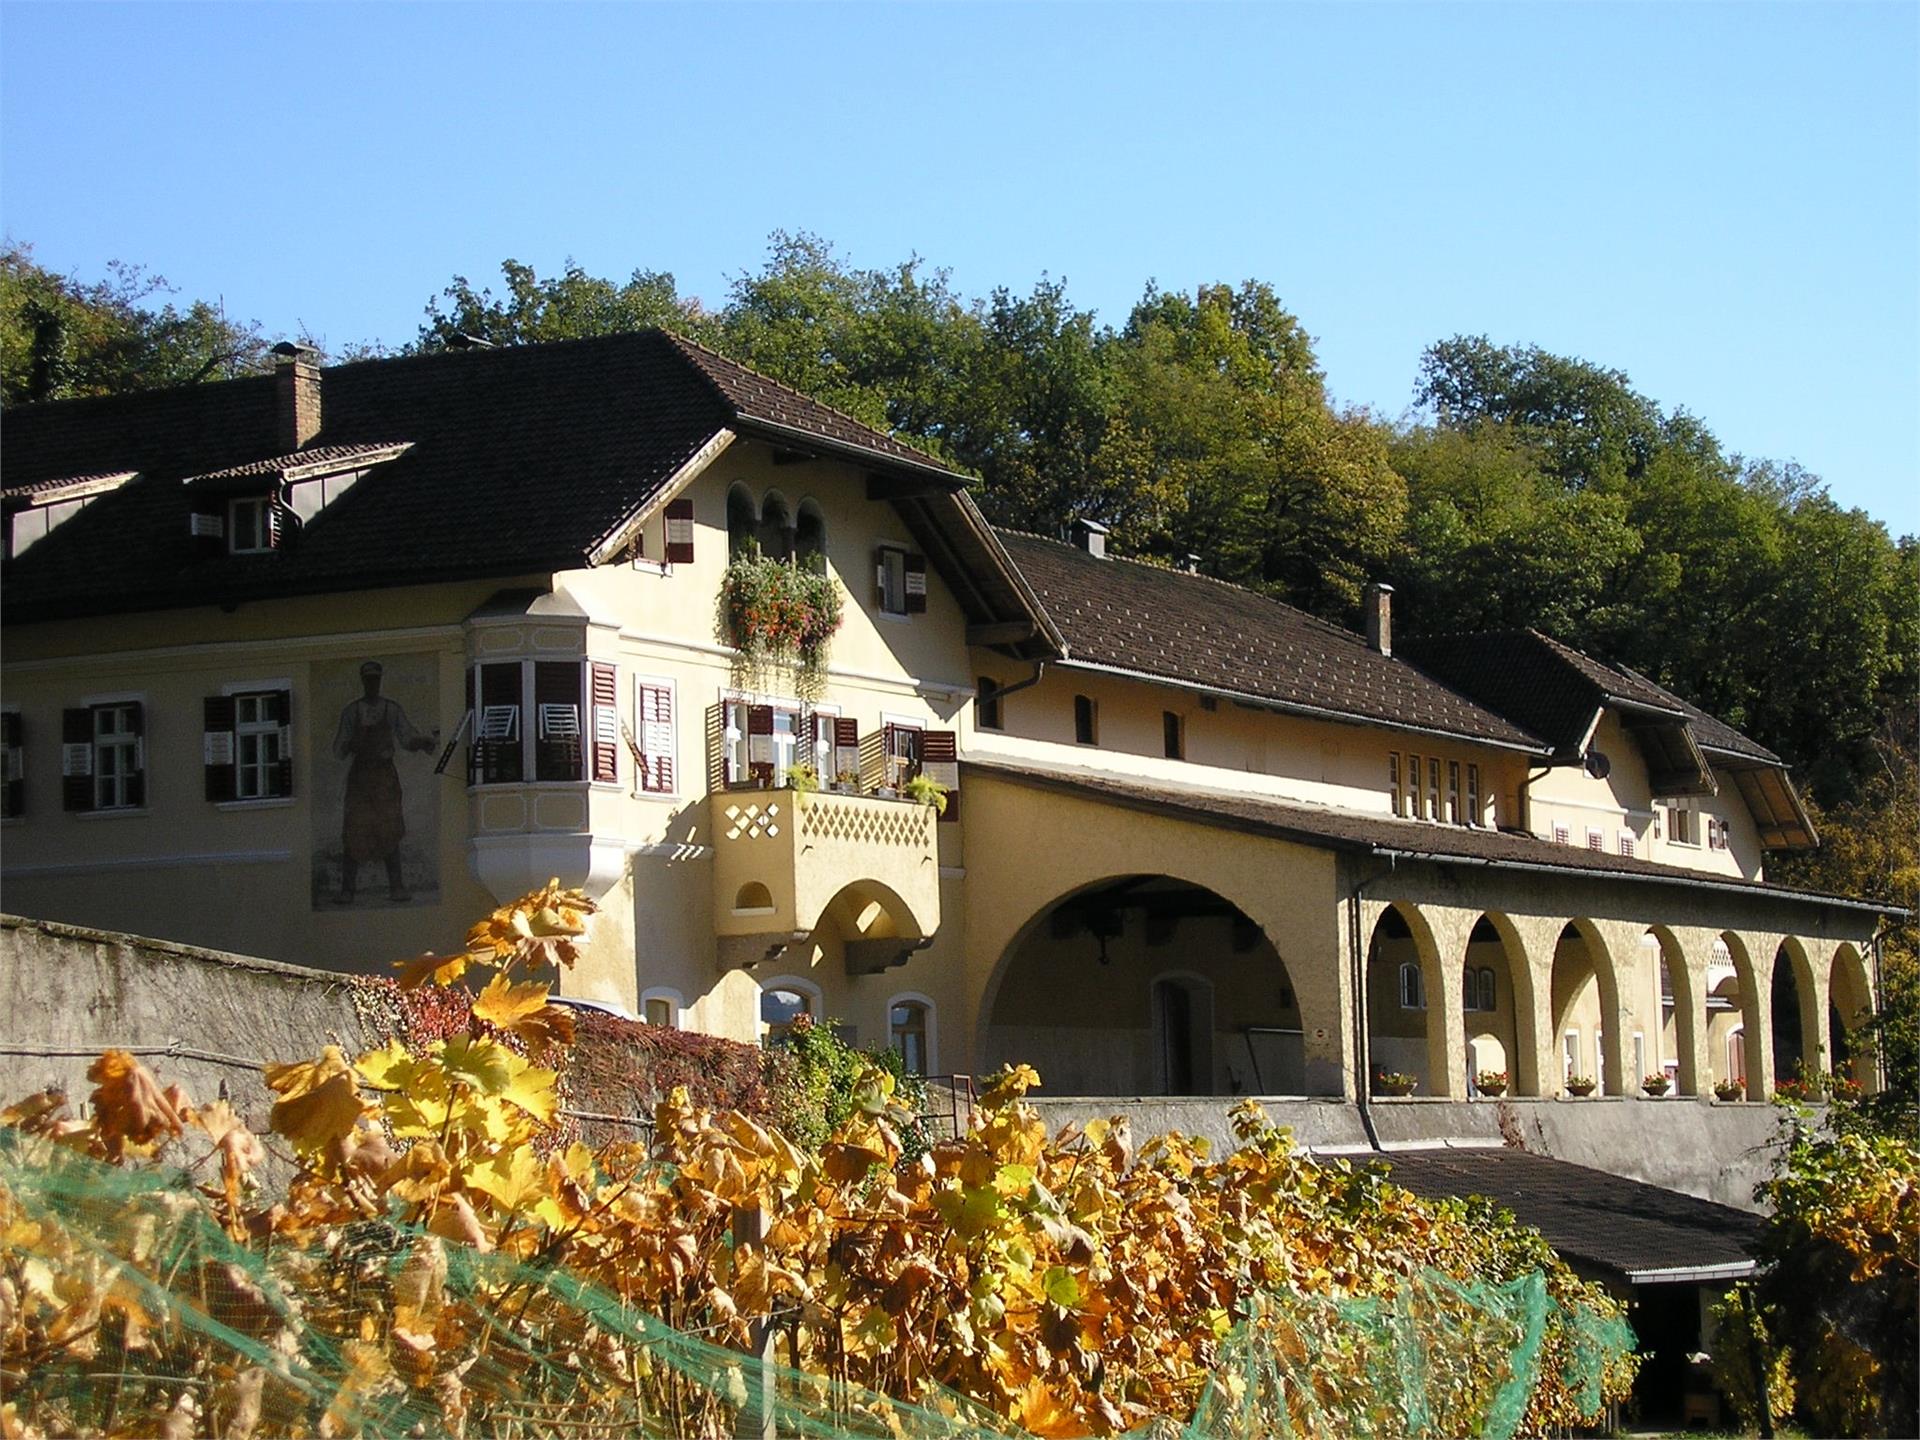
1644 927 1698 1095
1713 932 1767 1093
982 875 1303 1096
1550 921 1626 1095
1463 915 1525 1094
1828 943 1875 1089
1364 903 1445 1097
1772 939 1820 1087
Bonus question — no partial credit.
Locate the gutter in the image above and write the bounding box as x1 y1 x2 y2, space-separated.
1050 657 1552 758
1623 1260 1756 1286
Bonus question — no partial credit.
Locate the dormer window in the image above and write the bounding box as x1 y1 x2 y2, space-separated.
229 496 275 553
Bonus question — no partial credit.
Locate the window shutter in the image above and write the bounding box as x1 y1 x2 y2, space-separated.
203 694 238 802
188 502 225 556
590 663 619 784
833 717 860 780
706 703 727 792
124 702 145 809
271 689 295 796
664 497 695 565
904 552 928 613
2 712 23 819
747 704 775 784
920 730 958 789
638 682 674 793
62 708 93 812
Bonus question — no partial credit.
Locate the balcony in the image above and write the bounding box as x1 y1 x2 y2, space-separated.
712 788 941 975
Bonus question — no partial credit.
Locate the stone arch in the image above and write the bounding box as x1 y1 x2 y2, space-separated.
795 498 828 571
978 873 1311 1096
1718 931 1770 1096
757 489 794 560
1363 901 1449 1098
726 482 759 557
1829 942 1875 1088
1772 936 1824 1087
1550 918 1630 1095
1461 912 1530 1095
1645 925 1702 1096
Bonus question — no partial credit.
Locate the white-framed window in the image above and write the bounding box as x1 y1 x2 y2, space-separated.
1447 761 1461 825
1564 1031 1582 1081
467 660 586 785
724 697 805 788
1426 757 1441 822
809 704 841 787
875 544 925 617
1668 803 1697 846
1388 752 1402 815
1404 753 1422 818
887 993 936 1076
640 987 684 1029
881 714 924 790
64 700 146 812
1466 764 1482 827
633 675 677 795
228 495 274 554
759 978 821 1045
234 692 287 799
1398 960 1425 1010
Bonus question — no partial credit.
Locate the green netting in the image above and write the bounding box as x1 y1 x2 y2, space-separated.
1 1139 1632 1439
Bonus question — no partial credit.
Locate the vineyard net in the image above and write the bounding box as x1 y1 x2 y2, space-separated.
2 1140 1632 1439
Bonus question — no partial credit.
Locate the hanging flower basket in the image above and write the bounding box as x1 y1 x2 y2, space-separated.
717 545 843 699
1373 1071 1417 1097
1713 1079 1745 1102
1565 1076 1597 1097
1473 1070 1508 1097
1641 1073 1671 1097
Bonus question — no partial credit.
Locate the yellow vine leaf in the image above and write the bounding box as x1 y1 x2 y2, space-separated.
263 1047 367 1158
393 949 472 990
471 974 574 1048
86 1050 187 1161
466 1147 547 1217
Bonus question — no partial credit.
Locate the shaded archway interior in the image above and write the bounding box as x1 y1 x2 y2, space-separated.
984 875 1305 1096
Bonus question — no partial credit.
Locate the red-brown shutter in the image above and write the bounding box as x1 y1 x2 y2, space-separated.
1 712 23 819
833 717 860 781
747 704 775 785
664 497 695 565
589 663 619 784
904 552 928 613
123 702 145 809
203 694 238 802
62 707 93 812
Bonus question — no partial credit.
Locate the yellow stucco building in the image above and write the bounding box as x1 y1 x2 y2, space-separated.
1 333 1891 1104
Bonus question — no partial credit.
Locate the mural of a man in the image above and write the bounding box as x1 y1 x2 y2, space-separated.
332 660 437 903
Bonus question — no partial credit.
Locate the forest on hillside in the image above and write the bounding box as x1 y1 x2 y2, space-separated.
4 234 1913 816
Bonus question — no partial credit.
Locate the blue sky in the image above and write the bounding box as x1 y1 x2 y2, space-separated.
4 1 1914 531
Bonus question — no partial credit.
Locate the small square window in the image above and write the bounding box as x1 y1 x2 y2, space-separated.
1073 695 1098 746
975 677 1003 732
228 497 273 554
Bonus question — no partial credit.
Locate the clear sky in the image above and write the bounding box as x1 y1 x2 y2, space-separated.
3 1 1914 532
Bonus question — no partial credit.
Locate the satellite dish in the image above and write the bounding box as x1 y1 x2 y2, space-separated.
1584 750 1613 779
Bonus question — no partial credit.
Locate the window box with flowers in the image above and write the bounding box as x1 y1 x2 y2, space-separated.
1565 1075 1597 1097
1641 1073 1671 1097
1473 1070 1508 1097
717 543 844 700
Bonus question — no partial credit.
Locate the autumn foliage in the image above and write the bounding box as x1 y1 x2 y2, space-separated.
1 885 1634 1437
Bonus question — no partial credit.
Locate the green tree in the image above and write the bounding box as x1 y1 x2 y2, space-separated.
1 241 269 404
417 257 711 351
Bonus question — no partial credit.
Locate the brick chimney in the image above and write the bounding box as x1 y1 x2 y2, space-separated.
1069 517 1109 559
271 341 322 451
1364 582 1393 657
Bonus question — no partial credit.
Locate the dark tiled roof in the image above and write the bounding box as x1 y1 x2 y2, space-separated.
963 757 1891 913
0 331 984 625
1373 1147 1760 1282
3 469 138 502
1406 629 1779 766
994 530 1544 751
183 442 412 485
660 332 962 481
